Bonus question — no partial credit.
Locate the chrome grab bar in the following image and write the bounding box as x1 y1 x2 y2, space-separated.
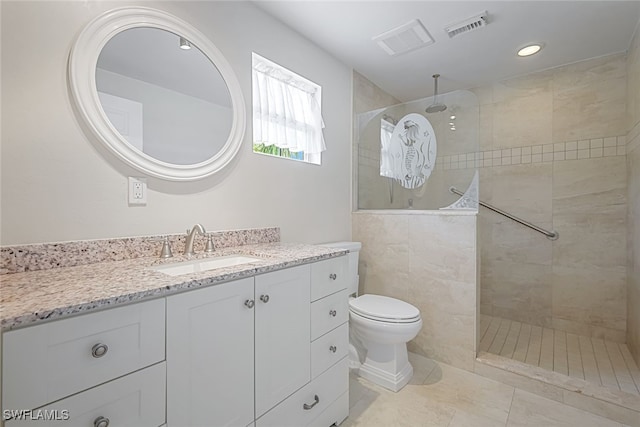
449 187 559 241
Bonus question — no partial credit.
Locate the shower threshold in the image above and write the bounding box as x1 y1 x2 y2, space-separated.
474 315 640 424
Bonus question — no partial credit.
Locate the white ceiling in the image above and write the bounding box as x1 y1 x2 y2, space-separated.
254 1 640 102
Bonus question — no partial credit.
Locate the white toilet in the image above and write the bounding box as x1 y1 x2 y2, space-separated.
322 242 423 392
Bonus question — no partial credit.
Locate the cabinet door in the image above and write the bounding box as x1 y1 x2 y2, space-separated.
167 278 254 427
255 265 311 417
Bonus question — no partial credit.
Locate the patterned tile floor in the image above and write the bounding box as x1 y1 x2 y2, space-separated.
480 315 640 396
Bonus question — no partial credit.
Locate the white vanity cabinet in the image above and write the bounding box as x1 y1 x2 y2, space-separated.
166 264 311 427
1 298 166 426
1 254 348 427
256 257 349 427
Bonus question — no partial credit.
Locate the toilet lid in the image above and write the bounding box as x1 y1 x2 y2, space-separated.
349 294 421 323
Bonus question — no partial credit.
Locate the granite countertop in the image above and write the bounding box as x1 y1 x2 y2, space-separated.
0 243 347 332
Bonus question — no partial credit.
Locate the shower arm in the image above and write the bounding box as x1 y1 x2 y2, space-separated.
449 187 559 241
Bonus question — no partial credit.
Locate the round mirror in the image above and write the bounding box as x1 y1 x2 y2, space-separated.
69 7 246 181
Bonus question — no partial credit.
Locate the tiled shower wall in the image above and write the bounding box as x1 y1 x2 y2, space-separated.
626 26 640 365
478 53 629 343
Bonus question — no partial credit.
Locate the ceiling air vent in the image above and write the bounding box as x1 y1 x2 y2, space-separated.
373 19 435 56
444 11 489 38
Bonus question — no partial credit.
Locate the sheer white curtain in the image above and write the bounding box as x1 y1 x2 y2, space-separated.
252 53 326 155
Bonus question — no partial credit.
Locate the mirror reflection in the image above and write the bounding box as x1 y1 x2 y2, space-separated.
96 27 233 165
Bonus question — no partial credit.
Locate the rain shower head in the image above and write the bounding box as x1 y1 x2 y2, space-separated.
425 74 447 113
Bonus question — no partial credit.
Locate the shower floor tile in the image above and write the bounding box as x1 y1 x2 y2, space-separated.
480 315 640 396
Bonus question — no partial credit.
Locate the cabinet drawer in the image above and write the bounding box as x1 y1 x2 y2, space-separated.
256 358 348 427
308 391 349 427
310 257 347 302
5 362 166 426
311 290 348 341
2 298 165 411
311 323 348 379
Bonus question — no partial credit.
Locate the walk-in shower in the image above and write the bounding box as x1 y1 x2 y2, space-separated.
353 71 639 417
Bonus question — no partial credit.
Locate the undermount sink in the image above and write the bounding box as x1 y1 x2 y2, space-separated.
150 255 262 276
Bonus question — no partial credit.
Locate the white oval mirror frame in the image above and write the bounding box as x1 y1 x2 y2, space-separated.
68 7 246 181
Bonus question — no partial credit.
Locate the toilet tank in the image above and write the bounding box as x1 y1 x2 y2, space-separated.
320 241 362 296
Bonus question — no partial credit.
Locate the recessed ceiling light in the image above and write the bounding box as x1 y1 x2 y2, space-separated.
517 44 542 57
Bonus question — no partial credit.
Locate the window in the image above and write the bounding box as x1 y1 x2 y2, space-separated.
252 53 325 164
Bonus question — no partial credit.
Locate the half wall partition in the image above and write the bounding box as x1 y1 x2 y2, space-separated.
353 90 481 369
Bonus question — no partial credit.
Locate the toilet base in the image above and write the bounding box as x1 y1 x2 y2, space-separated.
357 342 414 392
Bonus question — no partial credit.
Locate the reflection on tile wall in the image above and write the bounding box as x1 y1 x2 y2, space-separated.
352 71 400 210
478 53 629 343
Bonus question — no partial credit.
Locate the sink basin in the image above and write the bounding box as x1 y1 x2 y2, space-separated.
150 255 262 276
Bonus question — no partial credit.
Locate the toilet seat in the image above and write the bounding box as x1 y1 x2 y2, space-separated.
349 294 421 324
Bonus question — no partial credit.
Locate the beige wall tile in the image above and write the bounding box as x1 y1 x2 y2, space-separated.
479 103 494 152
627 29 640 133
484 260 553 327
552 55 627 142
553 156 626 207
353 70 400 114
492 76 553 149
552 265 627 333
628 122 640 365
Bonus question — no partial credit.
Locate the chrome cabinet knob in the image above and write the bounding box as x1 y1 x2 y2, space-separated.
94 416 110 427
260 294 270 303
303 394 320 410
91 343 108 358
329 273 337 280
329 345 337 353
329 310 337 317
245 299 255 309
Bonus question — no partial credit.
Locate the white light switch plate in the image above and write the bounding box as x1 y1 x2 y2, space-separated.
128 177 147 205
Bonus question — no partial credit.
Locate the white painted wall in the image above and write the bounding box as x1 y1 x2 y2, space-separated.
0 1 353 245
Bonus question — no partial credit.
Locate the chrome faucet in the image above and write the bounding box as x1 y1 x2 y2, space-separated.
184 224 206 256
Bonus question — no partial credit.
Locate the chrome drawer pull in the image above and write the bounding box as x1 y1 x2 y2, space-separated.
329 273 337 280
94 416 110 427
329 310 337 317
303 394 320 410
329 345 337 353
260 294 270 303
91 343 108 358
245 299 255 309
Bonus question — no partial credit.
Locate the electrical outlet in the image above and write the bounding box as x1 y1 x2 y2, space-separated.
128 177 147 206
